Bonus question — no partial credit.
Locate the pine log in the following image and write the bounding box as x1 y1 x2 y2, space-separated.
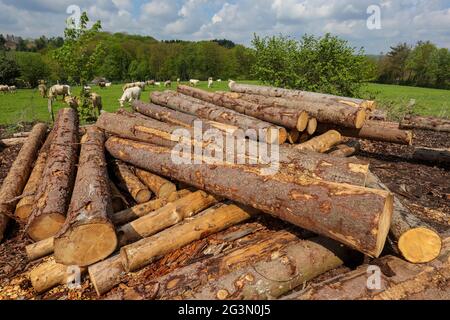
111 160 152 204
99 112 370 186
106 137 393 257
178 85 309 131
15 130 54 221
120 203 255 272
134 169 176 199
229 81 376 110
88 254 124 296
53 127 117 267
117 190 220 247
307 118 318 135
26 237 54 261
227 91 367 129
316 121 413 145
328 140 361 157
26 109 79 241
0 137 27 147
191 237 353 300
296 130 342 153
400 115 450 132
365 172 441 263
0 123 48 242
412 147 450 164
29 257 87 293
150 91 287 144
110 181 127 212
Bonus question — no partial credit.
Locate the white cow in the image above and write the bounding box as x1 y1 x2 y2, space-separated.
208 77 213 88
190 79 200 86
49 85 71 100
155 82 161 87
119 87 142 107
8 85 17 93
217 79 222 82
0 85 9 93
105 82 112 87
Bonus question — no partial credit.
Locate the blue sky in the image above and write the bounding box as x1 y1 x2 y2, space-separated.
1 0 449 54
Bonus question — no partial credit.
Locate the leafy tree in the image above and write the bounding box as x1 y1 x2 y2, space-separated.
0 53 20 85
0 34 5 50
15 52 50 87
406 41 438 87
434 48 450 89
53 12 104 86
377 43 412 84
252 33 370 97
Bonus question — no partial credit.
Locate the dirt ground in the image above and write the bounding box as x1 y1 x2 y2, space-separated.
0 128 448 300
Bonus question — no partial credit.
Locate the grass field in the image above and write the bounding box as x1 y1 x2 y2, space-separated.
0 81 448 126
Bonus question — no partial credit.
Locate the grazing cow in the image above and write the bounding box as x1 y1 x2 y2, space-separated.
90 93 103 116
48 84 71 101
98 81 106 88
217 79 222 82
105 82 112 87
177 78 180 84
146 80 155 86
208 77 213 88
38 84 47 98
0 85 9 94
164 80 172 87
190 79 200 86
8 86 17 93
155 82 161 87
119 87 142 108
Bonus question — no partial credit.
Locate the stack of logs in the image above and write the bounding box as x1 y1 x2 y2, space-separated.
0 81 447 299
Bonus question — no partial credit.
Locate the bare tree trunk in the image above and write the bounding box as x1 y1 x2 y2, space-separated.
0 123 48 242
26 109 79 241
106 137 393 257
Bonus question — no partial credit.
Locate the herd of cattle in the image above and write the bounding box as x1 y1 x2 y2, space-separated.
0 85 17 93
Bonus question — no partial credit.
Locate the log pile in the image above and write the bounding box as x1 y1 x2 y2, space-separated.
0 82 447 301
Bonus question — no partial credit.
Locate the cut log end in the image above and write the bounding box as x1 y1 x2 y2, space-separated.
307 118 318 135
355 109 367 129
54 224 117 267
375 193 394 257
266 127 287 145
28 213 66 241
296 111 309 132
15 204 33 222
158 183 177 199
135 189 152 204
398 227 442 264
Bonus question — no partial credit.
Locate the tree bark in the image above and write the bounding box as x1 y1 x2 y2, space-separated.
26 109 79 241
177 85 309 131
412 147 450 164
226 91 367 129
328 140 361 158
106 137 393 257
120 203 256 272
0 123 48 242
98 112 370 186
15 130 54 222
111 160 152 204
117 190 220 247
229 81 376 110
134 169 177 199
150 91 287 144
400 115 450 132
295 130 342 153
0 137 28 147
190 237 352 300
29 257 87 293
53 127 117 267
26 237 54 261
317 121 413 145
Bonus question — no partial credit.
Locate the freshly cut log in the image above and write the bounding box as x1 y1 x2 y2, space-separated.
328 140 361 158
0 123 48 242
132 101 240 135
106 137 394 257
111 190 190 226
117 190 220 246
412 147 450 164
26 109 79 241
227 91 367 129
26 237 54 261
177 85 309 131
134 169 176 199
53 127 117 267
307 118 318 135
296 130 342 153
110 181 127 213
229 81 376 110
0 137 27 147
191 237 352 300
365 172 441 263
120 203 256 272
88 254 124 296
151 91 287 144
99 112 370 186
286 129 300 144
111 160 151 204
29 257 87 293
317 121 413 145
400 115 450 132
15 130 54 221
